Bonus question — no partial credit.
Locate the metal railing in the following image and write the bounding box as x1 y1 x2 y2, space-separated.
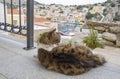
0 0 35 50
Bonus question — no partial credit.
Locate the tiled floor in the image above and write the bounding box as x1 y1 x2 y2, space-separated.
0 33 120 79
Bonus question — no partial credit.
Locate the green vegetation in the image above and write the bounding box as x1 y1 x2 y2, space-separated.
83 27 104 49
94 3 97 6
111 3 115 7
39 32 45 39
86 12 99 20
101 3 105 6
106 0 112 3
39 7 45 9
86 12 94 19
77 5 83 10
59 10 64 13
46 18 51 20
77 5 89 10
113 12 120 21
89 6 93 10
103 9 107 16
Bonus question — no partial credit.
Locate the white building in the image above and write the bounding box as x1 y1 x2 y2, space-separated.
7 9 25 26
82 8 89 14
0 3 6 23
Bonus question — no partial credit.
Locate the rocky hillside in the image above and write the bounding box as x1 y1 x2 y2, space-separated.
33 0 120 22
85 0 120 22
1 0 120 22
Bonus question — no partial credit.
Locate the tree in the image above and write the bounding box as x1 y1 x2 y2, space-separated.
86 12 100 20
39 7 45 9
111 3 115 7
77 5 82 10
59 10 64 14
46 18 51 20
103 9 107 16
86 12 94 19
113 12 120 21
107 0 112 3
89 6 93 10
101 3 106 6
94 4 97 6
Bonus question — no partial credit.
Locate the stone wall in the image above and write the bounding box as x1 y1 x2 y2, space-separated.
86 21 120 47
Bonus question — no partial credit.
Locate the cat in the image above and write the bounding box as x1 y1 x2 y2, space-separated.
38 44 106 75
36 28 61 52
38 28 60 45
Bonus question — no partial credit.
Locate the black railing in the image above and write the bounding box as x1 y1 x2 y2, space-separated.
0 0 35 50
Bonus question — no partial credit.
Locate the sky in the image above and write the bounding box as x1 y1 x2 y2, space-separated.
34 0 107 5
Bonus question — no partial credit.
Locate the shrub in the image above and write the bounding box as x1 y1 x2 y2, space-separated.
86 12 94 20
59 10 64 13
111 3 115 7
46 18 51 20
103 9 107 16
83 27 104 49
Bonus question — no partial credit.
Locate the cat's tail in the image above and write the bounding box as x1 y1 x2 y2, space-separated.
92 54 106 67
81 54 106 68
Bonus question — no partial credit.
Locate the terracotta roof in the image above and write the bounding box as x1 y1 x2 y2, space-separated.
34 17 52 23
24 17 52 23
7 9 20 14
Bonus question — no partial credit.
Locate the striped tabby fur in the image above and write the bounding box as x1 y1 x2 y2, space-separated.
38 44 106 75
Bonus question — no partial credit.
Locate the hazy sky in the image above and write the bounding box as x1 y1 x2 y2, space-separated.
35 0 107 5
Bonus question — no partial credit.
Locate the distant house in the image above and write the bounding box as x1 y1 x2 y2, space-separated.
34 5 40 16
118 4 120 16
33 17 57 30
24 16 57 30
90 5 105 14
82 8 89 14
0 3 6 23
7 9 25 26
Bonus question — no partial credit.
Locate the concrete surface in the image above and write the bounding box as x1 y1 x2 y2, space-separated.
0 32 120 79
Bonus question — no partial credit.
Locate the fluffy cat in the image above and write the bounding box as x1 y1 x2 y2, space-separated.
38 44 106 75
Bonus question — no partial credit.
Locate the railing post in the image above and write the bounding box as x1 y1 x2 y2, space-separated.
24 0 35 50
3 0 6 30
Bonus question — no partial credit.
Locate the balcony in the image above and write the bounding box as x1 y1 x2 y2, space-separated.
0 0 120 79
0 31 120 79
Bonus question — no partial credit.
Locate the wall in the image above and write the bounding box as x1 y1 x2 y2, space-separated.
86 21 120 47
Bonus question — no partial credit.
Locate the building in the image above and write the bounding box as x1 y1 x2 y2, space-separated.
7 9 25 26
82 8 89 14
34 5 40 16
117 1 120 18
0 3 6 23
90 5 105 14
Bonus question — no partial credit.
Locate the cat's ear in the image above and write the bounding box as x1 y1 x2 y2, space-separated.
48 28 56 40
49 28 56 35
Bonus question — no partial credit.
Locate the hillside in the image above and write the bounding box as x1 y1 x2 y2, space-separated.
0 0 119 23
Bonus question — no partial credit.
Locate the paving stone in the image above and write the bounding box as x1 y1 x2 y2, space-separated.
108 55 120 66
0 55 120 79
0 73 7 79
0 47 17 60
